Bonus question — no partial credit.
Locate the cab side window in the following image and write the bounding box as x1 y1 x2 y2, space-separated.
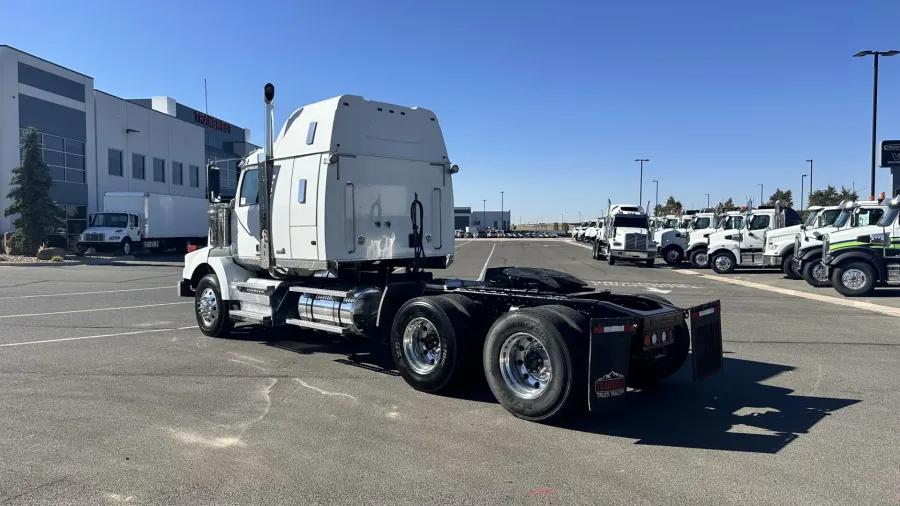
749 215 770 230
129 215 138 228
239 168 259 207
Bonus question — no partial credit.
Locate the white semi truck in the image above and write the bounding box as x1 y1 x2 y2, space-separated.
653 214 689 265
591 204 657 266
178 84 723 423
822 195 900 296
707 204 803 274
794 200 888 287
75 192 208 256
685 210 743 268
760 205 841 279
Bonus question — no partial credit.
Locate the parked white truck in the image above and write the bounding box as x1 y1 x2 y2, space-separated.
760 205 841 279
178 84 724 423
707 204 803 274
685 210 742 268
653 214 689 265
75 192 208 256
794 200 888 287
592 204 657 266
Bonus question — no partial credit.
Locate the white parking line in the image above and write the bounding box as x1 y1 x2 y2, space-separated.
0 326 197 347
675 269 900 318
0 301 192 319
567 241 592 250
0 286 172 300
478 244 496 281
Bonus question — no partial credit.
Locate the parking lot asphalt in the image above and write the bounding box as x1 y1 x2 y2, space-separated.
1 240 898 505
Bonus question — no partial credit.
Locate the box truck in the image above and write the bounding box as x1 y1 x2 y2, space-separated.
76 192 208 256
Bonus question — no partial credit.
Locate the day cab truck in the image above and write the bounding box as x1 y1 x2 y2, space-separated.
791 201 887 287
583 218 604 244
654 214 690 265
592 204 657 266
177 84 724 423
685 210 742 269
820 195 900 296
760 205 841 279
707 204 802 274
75 191 208 256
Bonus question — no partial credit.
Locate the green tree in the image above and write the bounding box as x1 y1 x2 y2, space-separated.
715 198 736 213
656 196 683 216
837 186 859 202
766 188 794 208
4 127 64 255
808 185 843 207
553 222 559 231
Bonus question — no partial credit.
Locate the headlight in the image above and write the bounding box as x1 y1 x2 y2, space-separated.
613 242 622 246
108 236 120 241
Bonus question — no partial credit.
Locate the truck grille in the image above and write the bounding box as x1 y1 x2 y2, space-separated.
625 233 648 251
794 236 801 258
84 233 104 242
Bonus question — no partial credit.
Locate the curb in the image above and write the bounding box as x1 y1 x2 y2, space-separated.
0 255 135 267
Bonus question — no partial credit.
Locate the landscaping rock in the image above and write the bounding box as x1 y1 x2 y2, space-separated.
36 247 67 260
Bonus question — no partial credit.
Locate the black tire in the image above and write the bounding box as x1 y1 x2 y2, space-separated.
831 261 877 297
689 248 709 269
391 295 477 394
783 255 802 280
74 244 86 257
662 246 684 265
645 259 655 268
607 250 616 265
801 258 830 287
628 323 690 389
194 274 234 338
483 308 584 422
710 251 736 274
119 238 133 256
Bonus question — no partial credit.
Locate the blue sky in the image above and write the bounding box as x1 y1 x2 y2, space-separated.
6 0 900 223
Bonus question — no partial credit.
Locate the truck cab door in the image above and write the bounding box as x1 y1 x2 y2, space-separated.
128 214 141 242
742 213 770 265
234 167 260 260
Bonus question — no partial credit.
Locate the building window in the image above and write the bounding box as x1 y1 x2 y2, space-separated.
57 204 86 249
20 129 85 184
153 158 165 183
108 149 123 177
132 153 145 179
172 161 183 185
189 165 199 187
213 159 237 190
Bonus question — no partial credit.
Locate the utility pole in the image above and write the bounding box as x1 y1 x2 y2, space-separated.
806 159 814 197
758 184 764 206
635 158 649 206
500 191 505 230
854 50 899 198
801 174 807 212
482 199 486 232
705 193 710 209
651 180 659 215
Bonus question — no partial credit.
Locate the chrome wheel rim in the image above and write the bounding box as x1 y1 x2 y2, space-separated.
841 269 866 290
666 250 680 262
714 255 731 271
812 263 828 282
499 332 552 400
197 287 218 326
123 242 131 255
402 317 442 375
695 252 708 266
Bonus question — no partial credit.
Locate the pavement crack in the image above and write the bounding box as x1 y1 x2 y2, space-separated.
293 378 358 400
0 475 70 504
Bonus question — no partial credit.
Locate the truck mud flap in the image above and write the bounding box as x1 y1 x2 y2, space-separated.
587 317 637 413
686 300 723 381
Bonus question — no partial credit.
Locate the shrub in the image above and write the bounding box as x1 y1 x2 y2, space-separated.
50 255 63 262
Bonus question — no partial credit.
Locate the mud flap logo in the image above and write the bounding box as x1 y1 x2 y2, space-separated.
595 371 626 398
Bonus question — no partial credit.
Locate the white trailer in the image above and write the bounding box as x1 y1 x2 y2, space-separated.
178 84 724 423
76 192 208 255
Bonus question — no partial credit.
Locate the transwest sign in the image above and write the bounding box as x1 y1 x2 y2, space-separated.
194 111 232 134
881 140 900 167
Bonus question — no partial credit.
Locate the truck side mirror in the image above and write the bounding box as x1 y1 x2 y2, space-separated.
207 164 220 202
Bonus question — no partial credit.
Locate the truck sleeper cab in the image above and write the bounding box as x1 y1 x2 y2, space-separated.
179 86 724 424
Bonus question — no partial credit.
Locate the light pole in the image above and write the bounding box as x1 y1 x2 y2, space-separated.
500 191 505 230
651 180 659 215
482 199 486 231
578 211 582 223
805 159 814 197
635 158 649 205
758 184 764 206
854 50 899 199
705 193 710 209
801 174 807 211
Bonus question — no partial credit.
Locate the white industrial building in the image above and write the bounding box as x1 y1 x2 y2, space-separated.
454 207 511 231
0 45 255 246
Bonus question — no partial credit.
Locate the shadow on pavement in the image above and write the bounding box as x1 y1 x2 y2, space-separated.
559 356 860 454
